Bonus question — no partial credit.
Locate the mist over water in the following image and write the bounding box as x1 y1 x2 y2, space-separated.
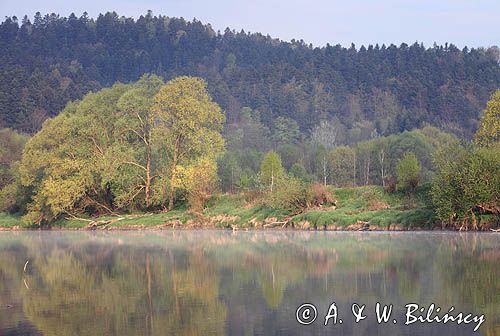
0 231 498 335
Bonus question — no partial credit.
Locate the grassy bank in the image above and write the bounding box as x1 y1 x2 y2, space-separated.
290 186 435 230
0 186 437 230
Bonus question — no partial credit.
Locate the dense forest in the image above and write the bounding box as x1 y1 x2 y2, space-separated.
0 12 499 230
0 75 498 229
0 11 499 138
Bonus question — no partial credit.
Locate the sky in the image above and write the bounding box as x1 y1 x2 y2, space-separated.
1 0 499 48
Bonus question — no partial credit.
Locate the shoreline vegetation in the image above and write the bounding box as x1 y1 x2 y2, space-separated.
1 185 497 232
0 13 499 233
0 76 498 232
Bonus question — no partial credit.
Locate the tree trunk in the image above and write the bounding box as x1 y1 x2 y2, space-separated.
145 135 152 207
168 138 180 211
365 159 370 185
270 165 274 192
353 152 357 186
379 149 385 187
323 156 328 187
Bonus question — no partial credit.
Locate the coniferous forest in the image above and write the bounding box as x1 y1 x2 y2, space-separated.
1 12 499 136
0 12 499 230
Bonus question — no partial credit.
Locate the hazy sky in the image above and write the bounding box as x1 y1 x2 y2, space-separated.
1 0 498 48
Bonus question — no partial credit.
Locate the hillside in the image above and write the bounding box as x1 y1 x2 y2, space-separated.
0 11 499 137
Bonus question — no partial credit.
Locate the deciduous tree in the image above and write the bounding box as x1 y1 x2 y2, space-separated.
475 89 500 147
396 152 421 192
260 151 285 192
153 76 225 210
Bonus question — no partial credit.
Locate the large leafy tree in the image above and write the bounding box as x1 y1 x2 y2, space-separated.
19 83 131 223
475 89 500 147
111 75 164 208
431 143 500 229
153 76 225 210
17 75 225 223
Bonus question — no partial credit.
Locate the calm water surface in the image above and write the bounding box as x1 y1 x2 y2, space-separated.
0 231 498 336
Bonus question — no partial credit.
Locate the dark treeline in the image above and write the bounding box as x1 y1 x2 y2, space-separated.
1 11 499 137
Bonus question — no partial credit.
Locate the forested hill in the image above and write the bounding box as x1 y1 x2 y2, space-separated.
1 11 499 137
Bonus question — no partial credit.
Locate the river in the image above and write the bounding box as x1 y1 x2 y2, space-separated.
0 231 498 335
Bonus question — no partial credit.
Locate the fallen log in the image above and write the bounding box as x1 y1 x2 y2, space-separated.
86 217 124 230
264 221 287 229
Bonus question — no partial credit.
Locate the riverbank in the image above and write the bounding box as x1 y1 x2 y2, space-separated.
0 186 496 231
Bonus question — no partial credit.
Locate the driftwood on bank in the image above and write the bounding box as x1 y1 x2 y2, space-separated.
263 221 287 229
264 204 338 229
63 212 161 230
86 218 124 230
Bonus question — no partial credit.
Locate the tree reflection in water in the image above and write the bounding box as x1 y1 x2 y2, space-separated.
0 231 498 336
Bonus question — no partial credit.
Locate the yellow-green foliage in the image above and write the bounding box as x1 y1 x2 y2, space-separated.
269 175 306 211
260 151 285 191
431 142 500 229
18 75 225 224
475 89 500 147
173 157 219 211
154 76 225 210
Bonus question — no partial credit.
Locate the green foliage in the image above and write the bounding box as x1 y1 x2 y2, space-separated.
396 152 421 192
18 80 157 223
329 146 356 186
236 168 261 191
259 151 285 191
0 129 30 213
217 152 242 192
268 180 335 213
0 128 28 188
272 117 301 146
153 76 225 210
226 108 270 152
431 143 500 229
289 163 311 182
0 212 24 228
16 75 224 224
290 185 434 229
475 89 500 147
173 157 219 211
1 184 436 230
268 175 307 211
1 13 498 139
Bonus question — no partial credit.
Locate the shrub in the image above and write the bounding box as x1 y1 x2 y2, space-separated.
269 175 307 211
306 183 335 207
384 176 397 193
396 152 421 192
268 179 336 212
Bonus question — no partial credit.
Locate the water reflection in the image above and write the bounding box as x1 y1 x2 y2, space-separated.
0 231 498 335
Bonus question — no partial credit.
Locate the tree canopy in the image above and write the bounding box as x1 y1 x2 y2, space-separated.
17 75 224 223
475 89 500 147
0 12 498 139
